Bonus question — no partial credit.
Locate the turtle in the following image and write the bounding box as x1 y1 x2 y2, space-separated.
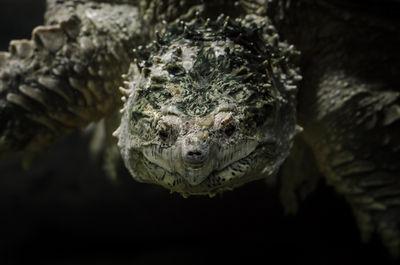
0 0 400 258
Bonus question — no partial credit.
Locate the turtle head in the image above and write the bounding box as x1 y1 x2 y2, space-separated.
115 16 301 196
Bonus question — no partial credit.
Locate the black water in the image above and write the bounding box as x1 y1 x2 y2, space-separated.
0 1 395 264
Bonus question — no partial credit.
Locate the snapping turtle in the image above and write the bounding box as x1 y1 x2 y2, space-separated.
0 0 400 257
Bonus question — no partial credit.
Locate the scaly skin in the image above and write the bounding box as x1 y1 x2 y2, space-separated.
0 0 236 165
0 0 143 166
272 0 400 256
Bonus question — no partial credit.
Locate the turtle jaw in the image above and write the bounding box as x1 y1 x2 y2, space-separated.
140 145 266 197
182 163 211 186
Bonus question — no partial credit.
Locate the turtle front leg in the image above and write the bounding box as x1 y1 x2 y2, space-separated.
279 1 400 257
300 32 400 259
0 0 143 165
304 75 400 256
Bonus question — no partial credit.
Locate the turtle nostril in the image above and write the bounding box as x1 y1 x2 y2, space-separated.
185 149 207 164
188 151 203 157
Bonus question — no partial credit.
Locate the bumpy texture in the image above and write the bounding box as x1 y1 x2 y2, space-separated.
0 1 143 167
115 15 301 196
272 0 400 257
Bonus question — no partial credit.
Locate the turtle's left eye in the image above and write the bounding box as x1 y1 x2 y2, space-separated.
214 112 237 138
223 123 236 137
224 124 236 137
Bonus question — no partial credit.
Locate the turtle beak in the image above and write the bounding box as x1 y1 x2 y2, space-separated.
181 131 212 185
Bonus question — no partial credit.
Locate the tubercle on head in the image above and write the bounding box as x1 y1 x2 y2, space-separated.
134 15 295 76
114 14 302 108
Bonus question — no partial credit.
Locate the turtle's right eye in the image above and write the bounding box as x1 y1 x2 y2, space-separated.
156 115 182 145
157 122 178 144
158 129 169 141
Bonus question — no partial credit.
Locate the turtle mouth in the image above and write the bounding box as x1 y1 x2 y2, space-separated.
183 157 208 169
141 146 261 196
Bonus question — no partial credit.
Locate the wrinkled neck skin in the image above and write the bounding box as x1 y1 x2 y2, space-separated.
115 16 300 197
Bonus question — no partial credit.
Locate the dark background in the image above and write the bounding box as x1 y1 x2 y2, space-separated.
0 1 396 264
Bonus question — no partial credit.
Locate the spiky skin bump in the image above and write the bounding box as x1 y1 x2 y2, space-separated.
116 15 301 196
0 1 142 166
